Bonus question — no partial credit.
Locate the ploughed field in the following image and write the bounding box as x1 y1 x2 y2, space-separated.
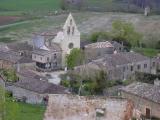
0 16 24 25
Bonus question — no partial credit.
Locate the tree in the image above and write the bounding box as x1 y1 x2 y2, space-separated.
89 31 111 43
2 69 18 82
66 48 84 69
93 70 108 94
60 0 67 10
111 20 142 47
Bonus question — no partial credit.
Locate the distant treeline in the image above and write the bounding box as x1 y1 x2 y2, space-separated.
63 0 160 14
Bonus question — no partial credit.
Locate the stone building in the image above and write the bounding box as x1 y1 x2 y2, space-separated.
0 42 34 70
0 51 22 70
0 50 33 70
5 70 68 104
84 41 124 62
84 41 114 62
32 13 80 71
44 94 133 120
75 52 155 80
121 82 160 119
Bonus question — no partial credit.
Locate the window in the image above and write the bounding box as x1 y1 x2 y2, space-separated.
47 57 49 62
68 43 74 49
34 55 36 59
40 57 42 60
144 64 147 69
152 62 155 67
54 53 57 59
130 66 133 71
123 67 125 72
67 26 70 35
137 65 141 70
72 26 75 35
70 19 72 25
54 62 57 66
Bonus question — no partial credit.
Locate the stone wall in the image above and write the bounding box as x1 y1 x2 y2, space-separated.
121 91 160 119
44 94 133 120
6 85 45 104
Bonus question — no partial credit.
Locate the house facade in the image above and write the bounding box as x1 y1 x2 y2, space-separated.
121 82 160 119
32 13 80 71
75 52 155 80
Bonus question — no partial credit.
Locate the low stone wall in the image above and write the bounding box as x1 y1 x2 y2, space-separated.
6 84 45 104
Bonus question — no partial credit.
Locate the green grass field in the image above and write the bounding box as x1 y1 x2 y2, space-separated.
0 0 60 11
6 99 45 120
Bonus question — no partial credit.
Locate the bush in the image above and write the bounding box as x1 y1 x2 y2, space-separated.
60 80 70 87
2 69 19 82
89 31 111 43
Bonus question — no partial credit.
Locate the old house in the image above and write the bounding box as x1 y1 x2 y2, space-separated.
44 94 133 120
7 42 33 57
0 51 22 70
0 42 34 70
121 82 160 119
84 41 125 62
0 50 33 70
5 69 68 104
32 13 80 71
76 52 154 80
84 41 114 62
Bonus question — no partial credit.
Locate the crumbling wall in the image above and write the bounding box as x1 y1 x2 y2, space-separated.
44 94 133 120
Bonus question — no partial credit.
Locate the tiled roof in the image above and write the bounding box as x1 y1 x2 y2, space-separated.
121 82 160 104
12 76 67 94
7 42 33 52
85 41 113 49
32 43 61 56
92 52 149 70
0 51 22 63
32 49 51 56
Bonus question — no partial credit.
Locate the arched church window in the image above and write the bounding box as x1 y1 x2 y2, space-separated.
72 26 75 35
68 43 74 49
67 26 70 35
70 19 72 25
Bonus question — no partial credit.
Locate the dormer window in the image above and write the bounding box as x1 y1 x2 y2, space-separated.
67 26 70 35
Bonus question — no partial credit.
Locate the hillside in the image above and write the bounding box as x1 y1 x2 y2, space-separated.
0 12 160 49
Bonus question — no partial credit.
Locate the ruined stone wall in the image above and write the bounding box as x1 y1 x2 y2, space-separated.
121 91 160 118
44 94 133 120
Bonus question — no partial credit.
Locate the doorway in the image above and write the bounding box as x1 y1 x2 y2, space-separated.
146 108 151 119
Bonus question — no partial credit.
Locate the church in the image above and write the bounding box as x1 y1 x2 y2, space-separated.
32 13 80 71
